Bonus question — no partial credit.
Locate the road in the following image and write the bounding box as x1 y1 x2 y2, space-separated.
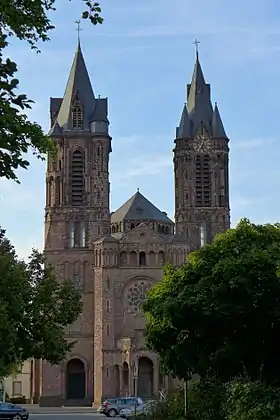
30 413 106 420
30 416 104 419
26 407 107 420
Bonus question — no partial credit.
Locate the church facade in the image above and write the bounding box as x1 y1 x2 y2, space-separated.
40 42 230 406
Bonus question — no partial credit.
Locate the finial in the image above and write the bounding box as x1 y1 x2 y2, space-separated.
98 94 101 99
137 188 139 192
214 101 218 107
193 38 200 58
75 20 83 42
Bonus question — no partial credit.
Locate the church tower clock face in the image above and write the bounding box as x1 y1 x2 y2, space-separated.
193 132 212 152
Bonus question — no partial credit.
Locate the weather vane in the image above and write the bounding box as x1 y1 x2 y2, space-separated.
193 38 200 55
75 20 83 41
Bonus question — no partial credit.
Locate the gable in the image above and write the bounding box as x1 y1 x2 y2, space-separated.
119 224 166 245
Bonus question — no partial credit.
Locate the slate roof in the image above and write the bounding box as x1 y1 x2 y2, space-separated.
55 41 96 131
111 191 173 224
176 51 227 140
212 102 227 138
187 51 213 135
49 41 110 136
176 103 190 138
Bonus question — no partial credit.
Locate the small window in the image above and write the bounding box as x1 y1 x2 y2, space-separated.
139 251 146 266
200 220 207 246
106 300 110 312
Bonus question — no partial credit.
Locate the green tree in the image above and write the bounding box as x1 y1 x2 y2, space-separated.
144 219 280 385
0 0 103 182
0 228 82 378
226 379 280 420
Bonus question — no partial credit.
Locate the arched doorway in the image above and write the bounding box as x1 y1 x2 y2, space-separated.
123 362 129 395
137 357 153 398
113 365 120 396
66 358 86 400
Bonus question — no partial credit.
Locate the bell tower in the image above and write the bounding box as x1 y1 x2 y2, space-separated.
45 41 111 255
41 40 111 405
173 46 230 250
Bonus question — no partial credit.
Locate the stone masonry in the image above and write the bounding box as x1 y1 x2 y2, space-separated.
39 42 230 407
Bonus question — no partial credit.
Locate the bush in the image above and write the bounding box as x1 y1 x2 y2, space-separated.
226 379 280 420
187 377 226 420
127 389 185 420
10 396 26 404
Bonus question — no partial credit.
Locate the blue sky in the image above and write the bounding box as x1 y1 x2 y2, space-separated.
1 0 280 259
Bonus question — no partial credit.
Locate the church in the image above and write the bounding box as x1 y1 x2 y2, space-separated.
39 40 230 406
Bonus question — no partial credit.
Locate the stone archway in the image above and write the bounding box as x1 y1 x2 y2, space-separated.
138 357 153 399
66 358 86 400
123 362 129 395
113 365 120 396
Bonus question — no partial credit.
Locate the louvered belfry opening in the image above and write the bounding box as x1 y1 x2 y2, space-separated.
72 95 83 129
71 150 84 206
195 154 211 207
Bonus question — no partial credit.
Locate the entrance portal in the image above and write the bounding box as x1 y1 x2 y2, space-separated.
138 357 153 398
66 358 86 400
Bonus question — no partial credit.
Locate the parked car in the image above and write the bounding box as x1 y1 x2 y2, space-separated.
120 401 156 419
0 403 29 420
97 396 143 417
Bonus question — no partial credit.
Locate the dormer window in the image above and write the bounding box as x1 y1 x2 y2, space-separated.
72 100 83 129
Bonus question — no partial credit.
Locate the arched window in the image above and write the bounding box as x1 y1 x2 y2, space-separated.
68 220 74 248
123 362 129 387
120 251 127 266
130 251 137 266
55 176 60 206
72 100 83 129
139 251 146 266
158 251 165 265
71 150 84 206
200 220 207 246
68 220 86 248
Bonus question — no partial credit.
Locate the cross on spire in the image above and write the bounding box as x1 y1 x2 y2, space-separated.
75 20 83 41
193 38 200 57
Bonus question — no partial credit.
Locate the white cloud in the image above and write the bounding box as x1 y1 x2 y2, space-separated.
112 153 172 186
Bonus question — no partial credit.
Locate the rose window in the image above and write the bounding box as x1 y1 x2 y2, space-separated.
127 282 150 313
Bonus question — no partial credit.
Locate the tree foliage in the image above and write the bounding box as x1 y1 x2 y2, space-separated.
226 379 280 420
0 0 103 182
144 219 280 385
0 228 82 377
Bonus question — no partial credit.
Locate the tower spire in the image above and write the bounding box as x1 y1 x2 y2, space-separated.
186 42 213 134
49 40 96 133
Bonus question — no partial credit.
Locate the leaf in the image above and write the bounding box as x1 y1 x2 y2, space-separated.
144 220 280 385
